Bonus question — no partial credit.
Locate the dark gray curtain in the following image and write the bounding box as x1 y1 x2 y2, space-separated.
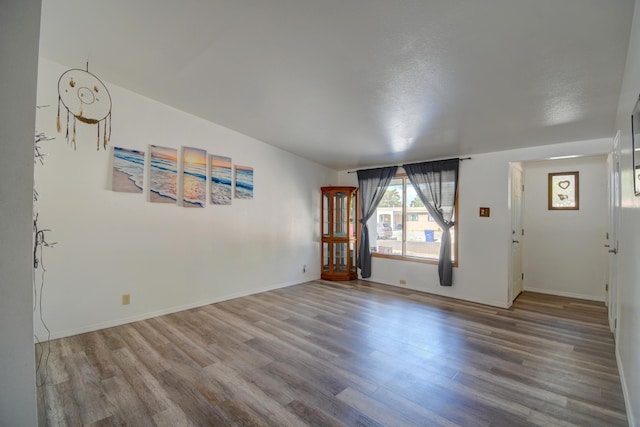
403 159 459 286
357 166 398 278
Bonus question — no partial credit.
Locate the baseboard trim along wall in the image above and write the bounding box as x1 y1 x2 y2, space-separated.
616 347 635 427
39 278 317 341
524 287 605 302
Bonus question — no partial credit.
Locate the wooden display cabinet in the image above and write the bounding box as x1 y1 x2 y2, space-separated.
321 186 358 280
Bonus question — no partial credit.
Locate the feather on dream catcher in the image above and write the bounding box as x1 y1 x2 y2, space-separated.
57 67 112 150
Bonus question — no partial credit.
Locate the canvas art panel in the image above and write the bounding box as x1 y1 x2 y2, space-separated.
112 147 144 193
149 145 178 203
235 165 254 199
182 146 207 208
548 171 579 210
210 155 232 205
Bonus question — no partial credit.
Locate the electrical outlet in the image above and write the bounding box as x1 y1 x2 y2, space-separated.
122 294 130 305
399 279 407 285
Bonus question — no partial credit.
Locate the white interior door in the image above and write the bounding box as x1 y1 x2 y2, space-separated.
510 164 524 302
608 131 621 335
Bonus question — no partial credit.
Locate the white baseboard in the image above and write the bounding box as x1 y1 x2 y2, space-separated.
360 278 511 309
40 278 315 341
616 347 636 427
524 287 605 302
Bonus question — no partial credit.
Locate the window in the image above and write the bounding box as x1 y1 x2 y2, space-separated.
368 174 457 264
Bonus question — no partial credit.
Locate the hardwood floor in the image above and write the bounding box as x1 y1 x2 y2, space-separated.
36 280 628 426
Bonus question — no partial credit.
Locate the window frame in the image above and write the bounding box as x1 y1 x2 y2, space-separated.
370 173 459 267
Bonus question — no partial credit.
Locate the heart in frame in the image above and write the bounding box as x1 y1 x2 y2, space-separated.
558 180 571 190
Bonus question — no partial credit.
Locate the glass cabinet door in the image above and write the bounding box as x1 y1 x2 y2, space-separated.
322 242 330 272
333 192 347 237
332 242 347 272
349 192 356 237
349 241 356 273
323 192 330 237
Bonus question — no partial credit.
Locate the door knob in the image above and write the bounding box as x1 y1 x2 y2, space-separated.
609 248 618 254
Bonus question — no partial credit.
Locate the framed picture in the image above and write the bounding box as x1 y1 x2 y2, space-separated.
548 171 579 210
631 94 640 195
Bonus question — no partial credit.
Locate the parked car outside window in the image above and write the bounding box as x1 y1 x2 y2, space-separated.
377 222 393 239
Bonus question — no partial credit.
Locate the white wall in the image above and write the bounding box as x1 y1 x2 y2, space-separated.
34 59 337 339
338 138 611 309
0 1 40 425
522 156 608 301
612 0 640 425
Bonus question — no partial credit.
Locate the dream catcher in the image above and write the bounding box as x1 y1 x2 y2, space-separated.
57 67 112 150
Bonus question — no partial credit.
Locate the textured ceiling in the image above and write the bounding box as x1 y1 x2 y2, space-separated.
39 0 635 170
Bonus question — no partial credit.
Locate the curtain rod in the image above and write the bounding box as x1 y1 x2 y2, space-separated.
346 156 471 174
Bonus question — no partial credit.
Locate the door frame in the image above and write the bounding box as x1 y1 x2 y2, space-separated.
608 131 621 336
509 162 524 305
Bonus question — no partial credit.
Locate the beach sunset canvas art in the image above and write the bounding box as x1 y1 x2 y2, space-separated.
149 145 178 204
112 147 144 193
235 165 254 200
183 146 207 208
210 155 232 205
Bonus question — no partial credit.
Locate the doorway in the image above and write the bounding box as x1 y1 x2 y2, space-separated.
518 156 608 302
509 163 524 303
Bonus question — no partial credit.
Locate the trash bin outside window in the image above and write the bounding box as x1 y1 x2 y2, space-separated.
424 230 434 242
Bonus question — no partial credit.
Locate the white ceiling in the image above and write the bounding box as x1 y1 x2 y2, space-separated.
39 0 635 170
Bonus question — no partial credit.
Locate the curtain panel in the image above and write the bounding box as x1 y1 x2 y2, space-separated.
403 159 459 286
356 166 398 278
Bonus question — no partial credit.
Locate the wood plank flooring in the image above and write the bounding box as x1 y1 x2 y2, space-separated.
36 280 628 426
